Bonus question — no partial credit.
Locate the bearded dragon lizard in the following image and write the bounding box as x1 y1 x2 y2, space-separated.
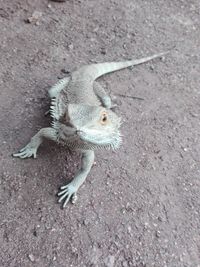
13 51 167 207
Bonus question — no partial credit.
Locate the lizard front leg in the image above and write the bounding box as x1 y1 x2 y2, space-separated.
58 150 95 207
13 127 57 159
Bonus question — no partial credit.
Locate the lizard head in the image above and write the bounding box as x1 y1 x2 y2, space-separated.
66 104 122 149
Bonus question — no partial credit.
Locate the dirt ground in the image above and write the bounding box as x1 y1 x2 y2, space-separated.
0 0 200 266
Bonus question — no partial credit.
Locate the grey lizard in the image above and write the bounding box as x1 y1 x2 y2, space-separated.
13 51 167 207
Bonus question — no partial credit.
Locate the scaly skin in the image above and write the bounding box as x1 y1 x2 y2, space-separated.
13 51 168 207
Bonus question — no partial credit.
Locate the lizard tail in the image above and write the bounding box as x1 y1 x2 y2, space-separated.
88 51 169 80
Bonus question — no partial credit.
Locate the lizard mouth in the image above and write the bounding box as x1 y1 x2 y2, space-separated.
77 129 122 149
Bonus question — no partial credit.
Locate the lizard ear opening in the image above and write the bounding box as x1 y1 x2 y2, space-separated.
100 111 108 125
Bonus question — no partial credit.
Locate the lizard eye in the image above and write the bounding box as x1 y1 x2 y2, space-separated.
100 112 108 125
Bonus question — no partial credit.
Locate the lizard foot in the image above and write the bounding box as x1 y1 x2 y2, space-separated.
12 144 37 159
57 183 78 207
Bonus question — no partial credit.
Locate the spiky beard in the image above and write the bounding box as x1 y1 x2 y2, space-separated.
52 121 122 150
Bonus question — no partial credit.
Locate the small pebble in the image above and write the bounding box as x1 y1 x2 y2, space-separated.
68 43 74 50
26 11 42 24
28 254 35 262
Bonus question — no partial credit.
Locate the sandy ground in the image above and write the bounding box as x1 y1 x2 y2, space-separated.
0 0 200 266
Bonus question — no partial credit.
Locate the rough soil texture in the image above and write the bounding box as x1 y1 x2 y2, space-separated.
1 0 200 266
